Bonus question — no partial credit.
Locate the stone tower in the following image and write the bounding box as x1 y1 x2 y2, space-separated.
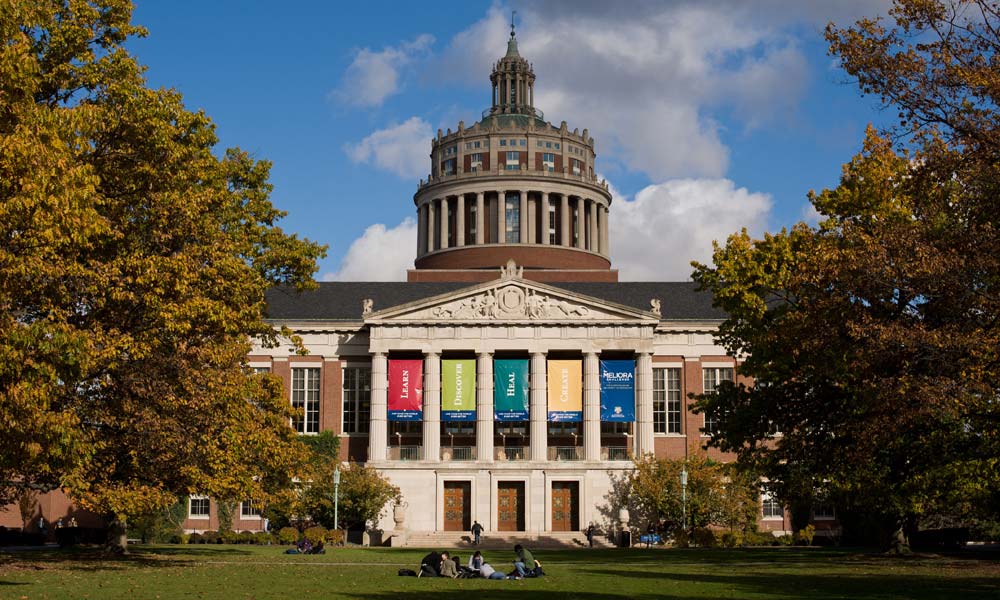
408 25 616 283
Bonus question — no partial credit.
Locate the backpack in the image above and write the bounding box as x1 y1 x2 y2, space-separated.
398 568 417 577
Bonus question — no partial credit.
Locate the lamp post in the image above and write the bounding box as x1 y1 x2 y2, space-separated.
680 467 688 531
333 467 341 533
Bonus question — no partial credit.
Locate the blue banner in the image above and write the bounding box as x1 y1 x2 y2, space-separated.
494 359 530 421
600 360 635 422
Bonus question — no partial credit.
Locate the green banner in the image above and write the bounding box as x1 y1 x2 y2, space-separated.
442 359 476 422
493 359 529 421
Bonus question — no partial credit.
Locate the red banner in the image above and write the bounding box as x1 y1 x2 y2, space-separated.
388 359 423 421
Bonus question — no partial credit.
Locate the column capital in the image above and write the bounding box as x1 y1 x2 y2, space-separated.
424 350 441 358
476 350 493 358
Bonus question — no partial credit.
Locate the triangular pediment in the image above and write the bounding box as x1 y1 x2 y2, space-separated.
366 276 658 324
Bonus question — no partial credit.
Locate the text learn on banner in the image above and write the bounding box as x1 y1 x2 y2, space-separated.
600 359 635 422
388 359 423 421
547 359 582 421
493 359 529 421
442 359 476 421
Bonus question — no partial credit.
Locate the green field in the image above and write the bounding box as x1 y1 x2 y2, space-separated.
1 544 998 599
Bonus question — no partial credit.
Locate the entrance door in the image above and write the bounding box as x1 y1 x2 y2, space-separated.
497 481 525 531
551 481 579 532
444 481 471 532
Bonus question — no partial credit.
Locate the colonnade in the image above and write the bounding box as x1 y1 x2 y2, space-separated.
415 191 610 257
367 350 654 463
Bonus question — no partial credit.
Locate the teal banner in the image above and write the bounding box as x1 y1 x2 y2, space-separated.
493 359 529 421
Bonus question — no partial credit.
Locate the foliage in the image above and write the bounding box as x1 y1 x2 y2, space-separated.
626 453 760 533
299 432 341 465
302 461 399 531
0 0 325 548
128 498 186 543
671 528 690 548
720 531 744 548
795 524 816 547
325 528 345 546
691 527 716 548
17 490 38 529
277 527 299 545
302 526 327 545
217 500 237 534
692 0 1000 551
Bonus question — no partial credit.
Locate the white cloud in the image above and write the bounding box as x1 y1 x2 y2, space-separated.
610 178 772 281
345 117 432 179
323 218 417 281
333 34 434 107
801 201 822 225
434 2 888 180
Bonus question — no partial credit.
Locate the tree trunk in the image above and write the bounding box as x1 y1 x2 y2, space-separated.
105 514 128 555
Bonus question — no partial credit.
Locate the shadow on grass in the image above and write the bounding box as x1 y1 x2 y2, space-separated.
582 569 1000 600
337 590 662 600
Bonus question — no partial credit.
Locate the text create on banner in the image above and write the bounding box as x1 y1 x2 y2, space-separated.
547 359 582 422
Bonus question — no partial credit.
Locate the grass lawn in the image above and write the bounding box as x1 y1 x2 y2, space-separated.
1 544 998 599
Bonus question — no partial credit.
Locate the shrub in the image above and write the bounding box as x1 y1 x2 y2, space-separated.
188 532 203 544
253 531 274 545
238 531 255 544
278 527 300 545
672 528 690 548
720 531 743 548
220 529 240 544
169 533 190 544
303 526 327 545
325 528 345 546
795 524 815 546
201 530 220 544
745 532 777 546
692 527 717 548
777 534 794 546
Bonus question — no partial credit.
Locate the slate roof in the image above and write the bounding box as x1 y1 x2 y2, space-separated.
265 281 725 322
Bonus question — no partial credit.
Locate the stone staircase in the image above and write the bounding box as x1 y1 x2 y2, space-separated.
400 530 616 550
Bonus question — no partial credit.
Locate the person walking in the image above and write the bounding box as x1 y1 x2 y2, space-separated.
471 520 484 545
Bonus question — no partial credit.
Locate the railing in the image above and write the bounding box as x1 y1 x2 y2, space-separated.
548 446 583 461
418 168 607 190
603 446 630 461
441 446 476 461
496 446 528 461
387 446 422 461
481 106 545 121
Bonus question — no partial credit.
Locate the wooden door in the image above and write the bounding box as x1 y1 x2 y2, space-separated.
444 482 471 532
551 481 579 532
497 481 525 531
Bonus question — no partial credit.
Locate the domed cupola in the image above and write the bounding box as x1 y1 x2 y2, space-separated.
488 23 536 118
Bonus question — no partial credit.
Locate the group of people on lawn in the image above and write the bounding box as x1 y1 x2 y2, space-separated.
419 544 542 580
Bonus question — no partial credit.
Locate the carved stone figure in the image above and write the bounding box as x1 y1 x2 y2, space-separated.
650 298 661 317
362 298 374 315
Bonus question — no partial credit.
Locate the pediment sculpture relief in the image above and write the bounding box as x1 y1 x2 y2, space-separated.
426 285 593 320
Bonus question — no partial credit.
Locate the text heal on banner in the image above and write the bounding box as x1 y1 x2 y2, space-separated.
493 359 529 421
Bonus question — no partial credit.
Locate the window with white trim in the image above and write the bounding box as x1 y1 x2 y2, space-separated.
189 496 210 519
548 205 556 244
291 367 320 434
505 151 520 171
505 193 520 242
542 152 555 172
762 492 783 519
469 153 483 172
241 500 262 519
653 367 682 434
343 366 371 434
702 367 733 434
813 503 836 520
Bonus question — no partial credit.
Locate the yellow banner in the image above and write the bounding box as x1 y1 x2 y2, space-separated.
547 359 582 421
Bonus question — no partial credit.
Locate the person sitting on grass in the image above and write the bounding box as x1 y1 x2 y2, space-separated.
469 550 483 571
440 551 458 578
418 551 442 577
512 544 535 578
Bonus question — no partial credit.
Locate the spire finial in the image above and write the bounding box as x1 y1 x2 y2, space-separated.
510 10 517 38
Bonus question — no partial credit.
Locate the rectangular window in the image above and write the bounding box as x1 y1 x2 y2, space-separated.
470 153 483 172
252 366 270 374
497 421 527 435
548 206 556 244
465 142 471 150
702 367 733 434
572 159 582 176
537 140 543 148
519 139 526 146
343 366 371 434
443 422 474 435
813 503 836 520
500 139 507 146
546 141 552 148
555 143 561 150
762 493 783 519
548 422 582 436
241 500 262 519
505 151 520 171
509 139 517 146
470 204 477 238
442 159 456 175
474 141 481 148
505 194 520 243
542 152 555 172
291 367 320 434
189 496 210 519
653 367 682 434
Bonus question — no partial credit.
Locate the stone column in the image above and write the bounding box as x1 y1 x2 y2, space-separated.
583 352 601 461
636 352 654 456
368 352 388 462
560 194 570 247
575 197 585 249
476 352 494 462
589 199 598 251
527 194 536 244
475 192 485 245
598 203 607 255
519 190 527 244
439 198 450 250
530 352 548 462
541 193 551 245
496 190 505 244
416 203 427 258
423 351 441 462
427 199 436 253
456 194 466 247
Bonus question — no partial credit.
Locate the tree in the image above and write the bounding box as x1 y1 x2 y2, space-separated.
692 0 1000 552
0 0 326 551
302 461 399 531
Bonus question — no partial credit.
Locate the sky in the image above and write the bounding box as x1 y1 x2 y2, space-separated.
129 0 893 282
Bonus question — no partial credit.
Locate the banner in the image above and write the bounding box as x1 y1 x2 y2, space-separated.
493 359 529 421
547 360 582 421
388 359 423 421
600 359 635 422
442 359 476 421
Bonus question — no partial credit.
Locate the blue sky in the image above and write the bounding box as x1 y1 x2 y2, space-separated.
129 0 891 281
